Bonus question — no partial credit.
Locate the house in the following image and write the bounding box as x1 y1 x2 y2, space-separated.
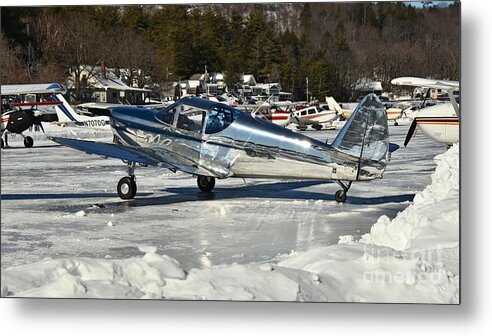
354 79 383 98
67 65 152 104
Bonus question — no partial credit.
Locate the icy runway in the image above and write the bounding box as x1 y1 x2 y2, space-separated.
1 123 446 271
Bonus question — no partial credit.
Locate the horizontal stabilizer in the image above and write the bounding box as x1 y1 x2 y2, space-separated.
49 137 170 167
389 143 400 153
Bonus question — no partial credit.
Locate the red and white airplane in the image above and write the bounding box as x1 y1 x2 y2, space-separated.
291 104 338 130
251 102 296 127
1 83 66 148
391 77 459 147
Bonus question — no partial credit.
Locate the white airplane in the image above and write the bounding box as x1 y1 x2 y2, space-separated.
291 105 338 130
52 94 110 130
1 83 66 148
391 77 459 147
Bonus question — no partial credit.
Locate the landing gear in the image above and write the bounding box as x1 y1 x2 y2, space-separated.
197 176 215 192
117 176 137 199
335 180 352 203
117 162 137 199
394 121 399 126
23 136 34 148
313 124 323 130
335 190 347 203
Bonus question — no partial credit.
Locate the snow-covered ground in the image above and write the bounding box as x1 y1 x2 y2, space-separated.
1 122 457 302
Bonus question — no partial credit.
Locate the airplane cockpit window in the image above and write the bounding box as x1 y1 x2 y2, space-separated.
205 105 235 134
155 103 206 134
176 104 206 133
156 108 175 125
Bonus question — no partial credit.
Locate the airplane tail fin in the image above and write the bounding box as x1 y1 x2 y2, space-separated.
52 94 80 123
331 94 389 180
326 96 343 112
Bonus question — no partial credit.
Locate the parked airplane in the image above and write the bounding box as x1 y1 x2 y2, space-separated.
50 94 396 203
52 94 110 130
1 83 66 148
251 103 293 127
391 77 459 146
291 105 338 130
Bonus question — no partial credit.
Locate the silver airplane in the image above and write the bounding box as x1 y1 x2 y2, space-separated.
50 93 395 203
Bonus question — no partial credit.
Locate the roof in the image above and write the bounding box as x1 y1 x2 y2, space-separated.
80 65 151 92
355 80 383 92
1 83 67 96
241 75 256 85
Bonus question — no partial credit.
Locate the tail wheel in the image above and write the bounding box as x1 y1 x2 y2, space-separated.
117 176 137 199
335 190 347 203
24 136 34 148
197 176 215 192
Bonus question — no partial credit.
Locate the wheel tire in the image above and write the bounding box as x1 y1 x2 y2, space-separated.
335 189 347 203
394 121 398 126
117 176 137 199
24 136 34 148
197 176 215 192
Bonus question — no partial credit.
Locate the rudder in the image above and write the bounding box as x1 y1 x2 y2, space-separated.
331 94 389 180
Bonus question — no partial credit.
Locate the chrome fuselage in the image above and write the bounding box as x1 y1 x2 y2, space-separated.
109 97 387 182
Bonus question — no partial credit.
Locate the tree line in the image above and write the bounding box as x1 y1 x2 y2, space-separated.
1 2 460 102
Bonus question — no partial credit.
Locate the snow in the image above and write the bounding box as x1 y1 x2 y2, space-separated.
1 122 458 302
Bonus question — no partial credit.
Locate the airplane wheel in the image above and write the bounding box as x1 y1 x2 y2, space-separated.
394 121 398 126
313 124 323 130
335 190 347 203
197 176 215 192
117 176 137 199
24 136 34 148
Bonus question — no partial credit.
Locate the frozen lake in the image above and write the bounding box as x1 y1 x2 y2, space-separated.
1 122 446 271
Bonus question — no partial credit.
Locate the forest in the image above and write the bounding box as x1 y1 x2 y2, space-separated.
1 2 460 102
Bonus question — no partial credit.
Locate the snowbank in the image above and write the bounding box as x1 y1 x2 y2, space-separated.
1 145 459 302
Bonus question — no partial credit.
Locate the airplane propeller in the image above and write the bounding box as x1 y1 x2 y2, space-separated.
34 118 45 133
404 118 418 147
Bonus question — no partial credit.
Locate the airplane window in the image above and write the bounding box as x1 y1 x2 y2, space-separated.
155 106 176 125
176 104 206 133
205 106 235 134
308 108 316 115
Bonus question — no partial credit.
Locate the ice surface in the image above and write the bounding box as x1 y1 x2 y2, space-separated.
1 122 457 301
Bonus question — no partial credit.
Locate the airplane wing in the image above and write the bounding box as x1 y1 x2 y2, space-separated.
1 83 67 96
49 137 172 168
391 77 459 90
391 76 460 118
49 136 229 178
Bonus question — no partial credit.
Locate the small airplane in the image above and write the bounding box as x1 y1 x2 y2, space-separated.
49 94 395 203
1 83 66 148
250 103 293 127
391 77 459 146
52 94 111 130
291 105 338 130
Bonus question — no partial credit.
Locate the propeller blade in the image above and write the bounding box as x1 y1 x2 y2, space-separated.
404 119 418 147
34 119 45 133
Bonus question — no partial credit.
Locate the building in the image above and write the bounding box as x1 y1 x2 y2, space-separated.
67 65 152 104
354 79 383 99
